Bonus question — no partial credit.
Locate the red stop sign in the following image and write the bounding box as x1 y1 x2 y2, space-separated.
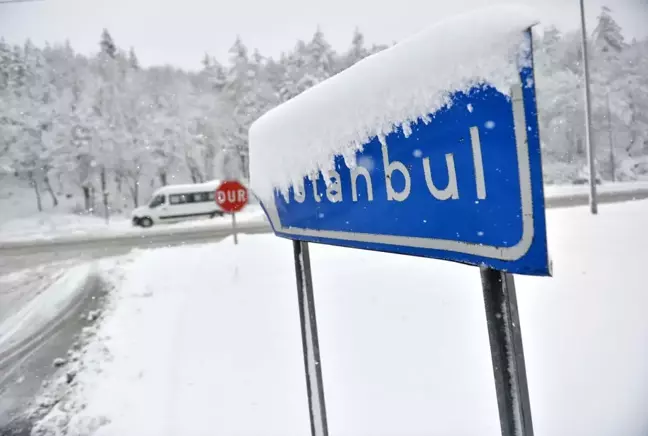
215 180 248 213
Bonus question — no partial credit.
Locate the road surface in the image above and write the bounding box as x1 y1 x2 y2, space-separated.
0 221 271 280
0 274 105 435
543 187 648 209
0 220 272 259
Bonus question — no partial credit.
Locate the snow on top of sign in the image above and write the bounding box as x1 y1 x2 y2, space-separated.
249 4 539 201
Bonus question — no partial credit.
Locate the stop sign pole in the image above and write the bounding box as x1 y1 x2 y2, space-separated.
215 180 249 245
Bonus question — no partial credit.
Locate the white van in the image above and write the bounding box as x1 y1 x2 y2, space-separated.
131 180 226 228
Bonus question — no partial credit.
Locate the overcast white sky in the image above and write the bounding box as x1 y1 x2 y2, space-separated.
1 0 647 70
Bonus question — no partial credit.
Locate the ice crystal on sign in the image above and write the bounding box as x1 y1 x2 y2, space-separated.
467 104 474 113
401 121 413 137
485 121 496 129
413 149 423 158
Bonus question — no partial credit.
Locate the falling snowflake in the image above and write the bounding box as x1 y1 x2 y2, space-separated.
357 156 375 172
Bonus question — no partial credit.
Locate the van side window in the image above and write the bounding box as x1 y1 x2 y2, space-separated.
193 192 211 202
169 192 213 205
169 194 185 205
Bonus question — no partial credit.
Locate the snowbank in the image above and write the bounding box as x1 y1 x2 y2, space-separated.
249 4 539 200
0 205 267 244
0 214 132 242
33 200 648 436
0 260 85 325
0 263 93 354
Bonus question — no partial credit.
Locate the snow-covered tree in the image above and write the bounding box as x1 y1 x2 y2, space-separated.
1 22 647 217
277 43 308 101
617 39 648 158
144 66 187 187
2 41 62 211
304 28 337 82
338 28 370 72
100 29 117 60
57 57 101 211
222 37 257 179
588 6 634 180
592 6 626 55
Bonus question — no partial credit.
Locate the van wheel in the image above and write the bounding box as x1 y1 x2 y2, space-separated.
139 217 154 228
209 212 223 219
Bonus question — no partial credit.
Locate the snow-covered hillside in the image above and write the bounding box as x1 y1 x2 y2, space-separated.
30 199 648 436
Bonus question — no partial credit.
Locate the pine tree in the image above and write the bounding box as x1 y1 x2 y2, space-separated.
339 28 369 72
616 39 648 159
95 29 128 215
537 26 562 71
128 47 140 70
100 29 117 59
592 6 626 55
278 32 337 102
263 56 286 101
304 28 336 83
222 36 256 179
0 38 13 90
278 42 307 101
202 52 211 70
200 55 226 92
589 6 629 179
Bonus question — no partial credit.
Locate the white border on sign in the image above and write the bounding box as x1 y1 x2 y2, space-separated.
263 84 534 262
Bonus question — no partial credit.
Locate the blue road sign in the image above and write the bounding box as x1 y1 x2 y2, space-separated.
259 30 550 276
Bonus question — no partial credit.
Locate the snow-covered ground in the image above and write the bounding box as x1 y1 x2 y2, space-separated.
30 199 648 436
3 182 648 246
0 206 267 244
0 263 93 355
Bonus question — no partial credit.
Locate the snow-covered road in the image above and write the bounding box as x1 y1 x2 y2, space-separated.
0 269 105 433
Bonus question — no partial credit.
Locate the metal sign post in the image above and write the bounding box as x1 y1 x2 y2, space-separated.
481 268 534 436
579 0 598 215
292 240 329 436
252 26 549 436
231 213 238 245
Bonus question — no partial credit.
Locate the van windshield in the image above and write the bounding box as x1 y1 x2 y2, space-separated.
149 194 165 208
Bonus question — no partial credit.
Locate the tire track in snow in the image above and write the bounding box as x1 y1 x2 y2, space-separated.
0 273 106 434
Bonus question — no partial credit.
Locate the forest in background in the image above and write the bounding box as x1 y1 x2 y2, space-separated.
0 6 646 215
